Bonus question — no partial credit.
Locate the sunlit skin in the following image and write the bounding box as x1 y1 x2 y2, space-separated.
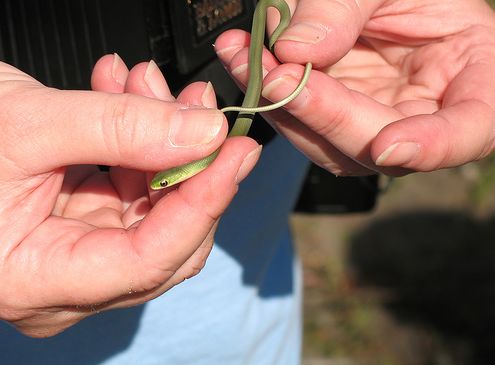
216 0 495 176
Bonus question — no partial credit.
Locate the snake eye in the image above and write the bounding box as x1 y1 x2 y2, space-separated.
160 180 168 187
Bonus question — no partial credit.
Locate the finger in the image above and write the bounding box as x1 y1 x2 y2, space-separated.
176 81 218 109
2 85 228 176
101 220 219 310
54 165 100 215
92 57 155 215
91 53 129 92
216 30 279 73
372 62 495 171
118 60 176 207
124 60 175 101
109 167 149 212
165 219 218 283
215 29 251 62
271 0 383 68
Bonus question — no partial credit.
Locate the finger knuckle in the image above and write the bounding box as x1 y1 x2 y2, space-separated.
101 94 142 161
182 261 206 281
138 266 177 293
0 307 27 323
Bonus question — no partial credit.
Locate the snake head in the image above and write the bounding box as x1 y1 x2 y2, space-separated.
149 163 209 190
150 166 190 190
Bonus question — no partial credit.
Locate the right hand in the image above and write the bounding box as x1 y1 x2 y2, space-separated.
216 0 495 176
0 54 260 338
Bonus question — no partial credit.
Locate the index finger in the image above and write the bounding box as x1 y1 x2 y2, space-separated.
0 86 228 176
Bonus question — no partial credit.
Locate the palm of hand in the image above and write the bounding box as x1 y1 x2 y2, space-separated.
331 2 482 111
331 41 444 109
53 166 150 229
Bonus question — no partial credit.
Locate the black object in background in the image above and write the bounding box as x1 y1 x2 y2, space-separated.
0 0 254 92
295 165 379 214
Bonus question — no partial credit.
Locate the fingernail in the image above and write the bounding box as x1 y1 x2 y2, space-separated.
231 63 248 77
236 145 262 183
278 22 328 44
111 53 127 86
144 60 170 100
168 108 225 147
214 44 243 57
200 82 216 108
262 75 310 109
231 63 268 79
375 142 421 166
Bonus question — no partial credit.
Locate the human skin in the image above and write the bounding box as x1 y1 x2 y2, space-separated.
216 0 495 176
0 55 260 337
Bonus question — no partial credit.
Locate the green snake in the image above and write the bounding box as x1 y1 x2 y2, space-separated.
150 0 312 189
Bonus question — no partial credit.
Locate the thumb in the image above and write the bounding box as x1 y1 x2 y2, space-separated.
270 0 380 67
2 85 227 175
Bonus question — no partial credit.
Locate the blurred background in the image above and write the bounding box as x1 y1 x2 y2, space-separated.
296 1 495 364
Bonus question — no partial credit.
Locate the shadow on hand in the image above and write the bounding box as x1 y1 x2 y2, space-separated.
349 211 495 364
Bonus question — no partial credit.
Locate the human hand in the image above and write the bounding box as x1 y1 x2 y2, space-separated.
0 55 260 337
216 0 495 176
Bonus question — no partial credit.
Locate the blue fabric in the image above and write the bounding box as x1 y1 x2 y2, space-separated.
0 136 309 365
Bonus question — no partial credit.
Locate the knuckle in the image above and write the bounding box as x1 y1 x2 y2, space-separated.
184 267 202 280
309 92 353 141
0 307 26 323
181 262 206 281
101 93 143 161
313 115 343 142
138 266 177 293
183 249 211 281
15 323 63 338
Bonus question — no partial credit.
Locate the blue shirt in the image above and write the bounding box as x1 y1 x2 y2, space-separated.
0 136 309 365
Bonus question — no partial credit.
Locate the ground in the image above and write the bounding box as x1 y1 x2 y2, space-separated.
294 156 495 364
295 1 495 360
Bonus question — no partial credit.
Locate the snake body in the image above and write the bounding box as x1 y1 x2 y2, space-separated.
150 0 312 189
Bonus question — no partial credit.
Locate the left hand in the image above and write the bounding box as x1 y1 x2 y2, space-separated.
0 54 259 338
216 0 495 176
